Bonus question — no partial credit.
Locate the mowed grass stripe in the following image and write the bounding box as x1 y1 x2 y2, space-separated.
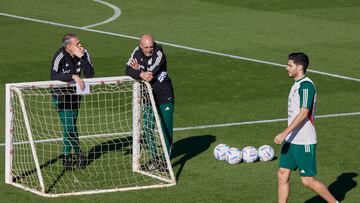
1 12 360 83
1 111 359 147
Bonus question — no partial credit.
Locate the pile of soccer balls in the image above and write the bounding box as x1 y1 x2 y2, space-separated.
213 144 275 164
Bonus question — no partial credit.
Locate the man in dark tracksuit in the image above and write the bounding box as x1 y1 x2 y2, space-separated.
50 33 94 171
126 34 174 169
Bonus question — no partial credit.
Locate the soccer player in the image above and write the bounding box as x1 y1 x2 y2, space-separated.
50 33 94 171
126 34 174 169
274 52 339 203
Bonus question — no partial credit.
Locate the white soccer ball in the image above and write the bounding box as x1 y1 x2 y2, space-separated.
258 145 275 162
242 146 258 163
213 144 229 160
225 147 242 164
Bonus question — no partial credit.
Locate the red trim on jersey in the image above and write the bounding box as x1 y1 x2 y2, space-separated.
308 108 314 125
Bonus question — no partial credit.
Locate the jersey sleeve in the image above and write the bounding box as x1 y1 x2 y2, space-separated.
50 51 73 82
299 81 316 109
80 50 95 78
125 47 142 80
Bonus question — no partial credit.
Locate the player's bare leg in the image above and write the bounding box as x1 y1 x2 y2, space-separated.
278 168 291 203
301 176 337 203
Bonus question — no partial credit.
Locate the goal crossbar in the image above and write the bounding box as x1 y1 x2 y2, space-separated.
5 76 176 197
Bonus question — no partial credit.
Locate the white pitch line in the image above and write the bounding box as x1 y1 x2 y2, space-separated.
174 111 360 131
1 12 360 83
1 112 359 147
173 118 287 131
81 0 121 29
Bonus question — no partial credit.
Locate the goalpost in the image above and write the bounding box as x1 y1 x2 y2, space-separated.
5 76 176 197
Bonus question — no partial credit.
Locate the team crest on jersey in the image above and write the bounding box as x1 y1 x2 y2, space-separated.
65 63 69 67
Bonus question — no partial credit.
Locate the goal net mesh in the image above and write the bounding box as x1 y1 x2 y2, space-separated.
7 78 174 196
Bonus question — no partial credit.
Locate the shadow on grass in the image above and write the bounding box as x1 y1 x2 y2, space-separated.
171 134 216 182
46 137 131 192
12 137 131 192
86 137 132 166
12 154 63 183
12 135 212 189
304 172 358 203
46 168 65 193
12 154 66 193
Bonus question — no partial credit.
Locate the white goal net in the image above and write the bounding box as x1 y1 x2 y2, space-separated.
5 76 175 197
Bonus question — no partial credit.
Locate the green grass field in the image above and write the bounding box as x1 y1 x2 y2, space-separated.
1 0 360 202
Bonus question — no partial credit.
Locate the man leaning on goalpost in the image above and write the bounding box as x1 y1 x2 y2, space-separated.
274 52 339 203
126 34 174 170
50 33 94 171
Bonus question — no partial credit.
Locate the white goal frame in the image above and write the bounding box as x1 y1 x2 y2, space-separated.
5 76 176 197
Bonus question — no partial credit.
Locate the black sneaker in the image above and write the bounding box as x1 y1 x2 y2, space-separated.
141 160 159 171
77 153 87 169
63 155 73 171
156 155 168 169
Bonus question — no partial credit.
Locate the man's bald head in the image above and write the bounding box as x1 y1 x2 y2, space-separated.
140 34 155 57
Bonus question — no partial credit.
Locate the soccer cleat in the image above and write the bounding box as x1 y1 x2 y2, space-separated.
63 155 73 171
76 153 87 169
140 161 155 171
141 155 168 171
141 160 159 171
156 155 167 171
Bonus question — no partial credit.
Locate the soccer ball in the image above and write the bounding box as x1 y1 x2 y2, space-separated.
225 147 242 164
242 146 258 163
258 145 275 162
213 144 229 160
